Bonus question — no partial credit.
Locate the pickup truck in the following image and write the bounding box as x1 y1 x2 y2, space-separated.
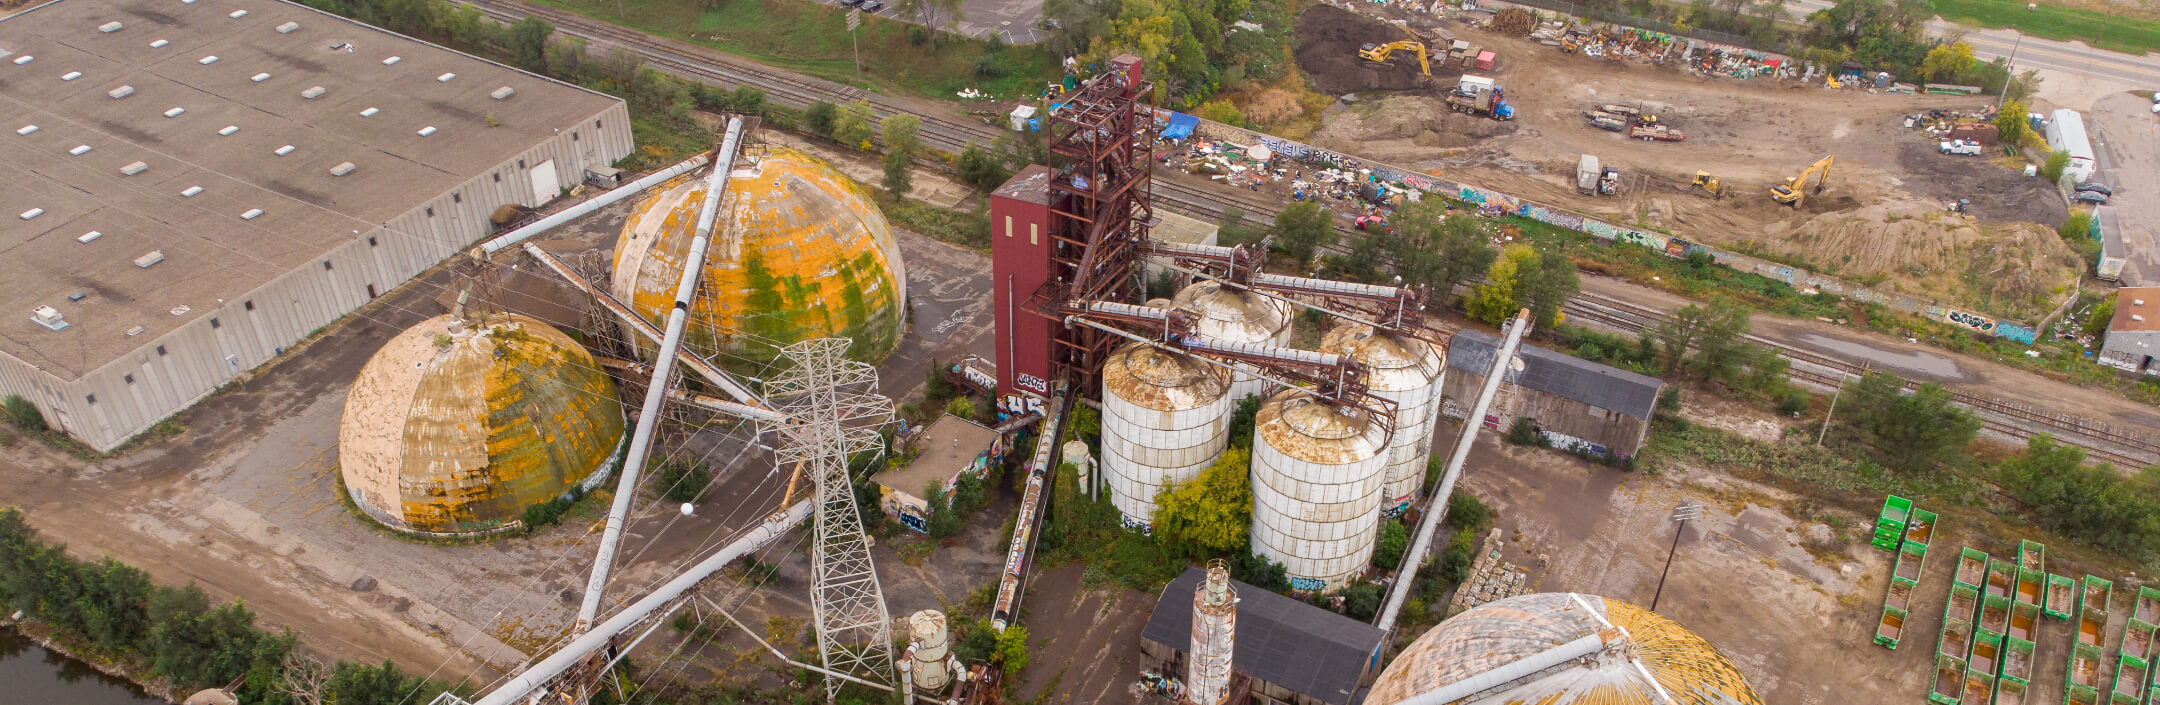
1939 139 1983 156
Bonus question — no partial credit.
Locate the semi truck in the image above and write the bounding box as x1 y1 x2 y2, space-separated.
1447 76 1515 120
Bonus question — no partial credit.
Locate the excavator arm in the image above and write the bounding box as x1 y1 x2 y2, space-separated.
1770 155 1833 207
1358 27 1431 76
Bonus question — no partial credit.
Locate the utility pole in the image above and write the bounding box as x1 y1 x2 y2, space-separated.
1995 34 2024 111
1650 503 1703 612
847 9 862 78
1817 360 1867 446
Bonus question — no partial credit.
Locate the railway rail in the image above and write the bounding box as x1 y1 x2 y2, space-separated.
470 0 2157 467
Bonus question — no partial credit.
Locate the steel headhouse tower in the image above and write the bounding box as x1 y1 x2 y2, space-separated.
764 337 897 701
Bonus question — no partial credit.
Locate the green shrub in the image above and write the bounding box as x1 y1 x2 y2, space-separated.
1438 527 1478 584
2 395 44 432
1341 583 1386 620
1505 417 1544 447
1372 519 1410 571
651 460 711 503
1446 492 1493 531
2043 150 2070 183
1777 389 1810 416
2059 208 2094 242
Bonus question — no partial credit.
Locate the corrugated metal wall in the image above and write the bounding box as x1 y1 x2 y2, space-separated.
0 101 632 451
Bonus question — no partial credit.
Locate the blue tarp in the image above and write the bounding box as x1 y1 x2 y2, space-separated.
1162 112 1199 140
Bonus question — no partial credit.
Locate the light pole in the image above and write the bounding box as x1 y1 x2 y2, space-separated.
1650 503 1704 612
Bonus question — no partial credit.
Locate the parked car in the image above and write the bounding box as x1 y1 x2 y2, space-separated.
862 0 884 10
2074 190 2110 205
841 0 865 6
2076 182 2113 196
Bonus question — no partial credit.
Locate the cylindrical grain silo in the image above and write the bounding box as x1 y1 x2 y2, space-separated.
907 610 953 692
1101 342 1233 527
1187 560 1239 705
1172 281 1291 402
1249 390 1391 591
1320 324 1445 516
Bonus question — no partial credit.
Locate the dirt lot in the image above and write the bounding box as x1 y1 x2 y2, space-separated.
1287 6 2084 320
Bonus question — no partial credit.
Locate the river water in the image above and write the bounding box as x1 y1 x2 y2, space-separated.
0 627 166 705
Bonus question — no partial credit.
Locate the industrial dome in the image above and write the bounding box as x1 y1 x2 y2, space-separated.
1173 280 1291 401
1366 593 1762 705
611 146 907 372
340 313 626 535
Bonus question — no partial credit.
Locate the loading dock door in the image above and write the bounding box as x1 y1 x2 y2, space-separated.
529 159 561 204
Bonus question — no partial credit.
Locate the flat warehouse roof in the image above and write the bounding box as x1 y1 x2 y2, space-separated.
0 0 620 380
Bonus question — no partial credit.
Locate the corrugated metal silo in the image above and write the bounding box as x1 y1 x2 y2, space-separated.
1249 390 1390 591
1101 342 1233 527
1320 323 1444 515
1172 280 1291 401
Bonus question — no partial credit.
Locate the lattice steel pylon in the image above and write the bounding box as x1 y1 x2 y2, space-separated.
762 337 896 702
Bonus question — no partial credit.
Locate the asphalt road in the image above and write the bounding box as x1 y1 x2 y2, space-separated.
1783 0 2160 86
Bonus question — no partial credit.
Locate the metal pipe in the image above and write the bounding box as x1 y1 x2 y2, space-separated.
468 500 810 705
476 153 711 255
519 244 768 408
1391 631 1608 705
1374 309 1529 634
576 118 746 631
1150 260 1392 333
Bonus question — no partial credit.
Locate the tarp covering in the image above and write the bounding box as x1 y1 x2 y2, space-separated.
1162 112 1200 140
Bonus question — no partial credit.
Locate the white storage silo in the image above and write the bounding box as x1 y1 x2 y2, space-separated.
1173 280 1291 401
1320 324 1444 515
1249 390 1390 591
1101 342 1234 527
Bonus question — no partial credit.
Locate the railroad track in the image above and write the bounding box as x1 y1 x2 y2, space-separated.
470 0 1006 155
1567 295 2160 467
470 0 2157 467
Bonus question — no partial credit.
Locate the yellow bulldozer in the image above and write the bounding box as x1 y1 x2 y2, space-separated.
1770 155 1833 208
1689 171 1724 200
1359 27 1431 76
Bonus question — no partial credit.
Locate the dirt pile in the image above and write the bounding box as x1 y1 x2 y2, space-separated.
1308 95 1518 157
1893 131 2067 228
1753 203 2082 319
1294 5 1437 95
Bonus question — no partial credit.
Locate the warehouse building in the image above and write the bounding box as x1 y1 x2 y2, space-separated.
2099 287 2160 376
0 0 632 450
1140 566 1385 705
1439 329 1663 457
874 414 1006 533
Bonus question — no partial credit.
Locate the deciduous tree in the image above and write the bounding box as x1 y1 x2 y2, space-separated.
1269 201 1332 267
1152 448 1253 552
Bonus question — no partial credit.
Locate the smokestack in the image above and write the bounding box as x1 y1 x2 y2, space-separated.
1188 560 1238 705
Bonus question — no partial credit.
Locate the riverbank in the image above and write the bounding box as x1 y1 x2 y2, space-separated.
0 619 169 704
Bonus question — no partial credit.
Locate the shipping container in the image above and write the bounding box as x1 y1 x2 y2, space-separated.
2069 642 2106 693
1992 677 2026 705
1875 495 1913 551
2007 602 2038 643
2018 539 2045 573
2134 586 2160 624
1970 631 2004 674
1907 508 1939 546
1981 594 2012 636
1898 541 1930 583
2015 567 2044 607
1963 668 1995 705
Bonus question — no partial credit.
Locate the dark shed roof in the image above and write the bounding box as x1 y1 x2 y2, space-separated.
1447 329 1663 420
1141 567 1383 705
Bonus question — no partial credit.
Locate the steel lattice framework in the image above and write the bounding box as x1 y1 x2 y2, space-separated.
762 338 896 702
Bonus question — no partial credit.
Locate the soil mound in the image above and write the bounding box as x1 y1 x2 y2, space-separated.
1893 132 2066 228
1295 5 1433 95
1310 95 1517 154
1753 203 2081 320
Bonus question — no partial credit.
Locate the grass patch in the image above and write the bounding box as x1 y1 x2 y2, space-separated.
1640 417 1973 501
1932 0 2160 55
531 0 1057 100
879 194 989 251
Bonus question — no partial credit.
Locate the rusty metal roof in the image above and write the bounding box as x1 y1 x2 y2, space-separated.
1364 593 1762 705
1142 566 1383 705
1103 342 1230 412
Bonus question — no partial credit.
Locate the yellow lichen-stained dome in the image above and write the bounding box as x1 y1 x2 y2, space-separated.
610 146 907 372
339 313 625 536
1366 593 1762 705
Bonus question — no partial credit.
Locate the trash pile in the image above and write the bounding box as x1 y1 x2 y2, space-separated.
1904 107 2000 143
1489 6 1535 36
1556 27 1679 62
1681 43 1786 79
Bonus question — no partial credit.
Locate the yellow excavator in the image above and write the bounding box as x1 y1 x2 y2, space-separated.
1770 155 1833 208
1359 27 1431 76
1690 171 1724 200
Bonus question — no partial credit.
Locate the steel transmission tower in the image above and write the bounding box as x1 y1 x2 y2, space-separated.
763 338 896 701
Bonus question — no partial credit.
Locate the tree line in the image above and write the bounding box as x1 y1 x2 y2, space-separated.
0 508 455 705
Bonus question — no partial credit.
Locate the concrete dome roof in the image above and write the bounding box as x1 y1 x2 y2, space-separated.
1254 391 1387 465
610 146 906 372
1103 342 1231 412
1319 324 1443 394
339 314 625 535
1173 280 1290 345
1367 593 1762 705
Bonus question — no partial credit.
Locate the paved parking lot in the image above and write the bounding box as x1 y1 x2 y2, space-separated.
2086 92 2158 286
